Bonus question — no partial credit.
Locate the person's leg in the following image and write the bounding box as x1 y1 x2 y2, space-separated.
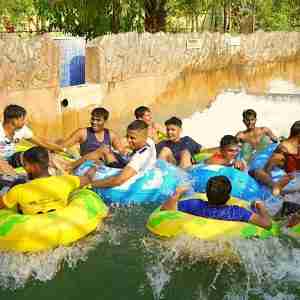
158 147 177 165
252 168 293 196
179 149 192 169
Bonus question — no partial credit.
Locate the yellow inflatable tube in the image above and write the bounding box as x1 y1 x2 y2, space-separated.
147 193 280 240
0 189 108 252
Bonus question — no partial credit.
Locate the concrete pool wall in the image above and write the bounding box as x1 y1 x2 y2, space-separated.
1 31 300 140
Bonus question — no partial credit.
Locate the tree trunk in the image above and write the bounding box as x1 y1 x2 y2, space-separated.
191 14 195 32
196 14 199 32
112 0 121 33
144 0 167 33
223 1 227 32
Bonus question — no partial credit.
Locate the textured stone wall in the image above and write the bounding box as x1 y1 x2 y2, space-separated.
1 32 300 140
0 34 61 139
86 31 300 84
86 31 300 134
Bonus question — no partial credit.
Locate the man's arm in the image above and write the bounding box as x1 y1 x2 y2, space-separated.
161 187 189 211
235 131 245 143
110 131 130 155
60 128 85 149
0 197 5 209
29 135 65 153
91 166 137 188
78 175 92 187
249 201 272 229
263 127 278 143
70 148 104 170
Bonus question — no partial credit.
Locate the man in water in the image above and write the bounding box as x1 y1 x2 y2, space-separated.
205 135 246 171
88 120 157 188
0 146 91 214
0 104 68 176
236 109 278 162
60 107 129 170
134 106 165 143
251 120 300 196
156 117 201 169
161 175 272 229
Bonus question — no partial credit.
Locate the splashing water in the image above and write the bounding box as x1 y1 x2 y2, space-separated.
3 80 300 300
182 80 300 148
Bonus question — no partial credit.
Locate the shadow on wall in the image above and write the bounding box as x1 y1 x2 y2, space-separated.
69 56 85 86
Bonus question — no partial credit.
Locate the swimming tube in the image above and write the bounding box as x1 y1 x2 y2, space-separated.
0 189 108 252
75 160 189 205
147 193 280 240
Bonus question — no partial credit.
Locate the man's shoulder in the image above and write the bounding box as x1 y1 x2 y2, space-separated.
15 125 33 139
236 130 247 138
146 137 155 147
136 139 155 155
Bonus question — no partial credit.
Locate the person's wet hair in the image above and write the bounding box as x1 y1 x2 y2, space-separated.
134 106 151 119
289 120 300 138
220 135 238 149
243 109 257 120
206 176 232 205
3 105 27 123
165 117 182 128
23 146 49 170
91 107 109 121
127 120 148 132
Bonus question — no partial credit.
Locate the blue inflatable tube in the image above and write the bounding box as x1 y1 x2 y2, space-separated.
189 164 263 201
248 142 278 172
75 160 189 205
188 164 282 215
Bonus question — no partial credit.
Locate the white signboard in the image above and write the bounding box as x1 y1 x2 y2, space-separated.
186 39 202 49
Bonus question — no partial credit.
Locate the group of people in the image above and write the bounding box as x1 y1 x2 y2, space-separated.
0 103 299 230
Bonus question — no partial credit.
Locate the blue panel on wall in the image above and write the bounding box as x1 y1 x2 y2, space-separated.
54 38 86 87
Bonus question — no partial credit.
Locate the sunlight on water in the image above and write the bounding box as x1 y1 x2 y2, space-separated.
182 80 300 148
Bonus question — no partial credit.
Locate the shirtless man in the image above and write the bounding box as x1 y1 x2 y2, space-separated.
134 106 165 143
236 109 278 162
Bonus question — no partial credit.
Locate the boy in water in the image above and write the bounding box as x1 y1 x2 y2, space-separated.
236 109 278 162
161 175 272 229
0 146 91 214
205 135 246 171
88 120 157 188
134 106 165 143
61 107 129 170
156 117 201 169
251 120 300 196
0 104 68 176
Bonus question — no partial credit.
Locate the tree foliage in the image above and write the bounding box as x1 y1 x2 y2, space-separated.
0 0 300 37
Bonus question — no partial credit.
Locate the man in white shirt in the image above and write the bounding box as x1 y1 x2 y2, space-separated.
0 104 67 176
87 120 157 188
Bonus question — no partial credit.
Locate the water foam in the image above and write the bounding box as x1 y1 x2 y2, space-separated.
182 81 300 148
0 223 112 290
